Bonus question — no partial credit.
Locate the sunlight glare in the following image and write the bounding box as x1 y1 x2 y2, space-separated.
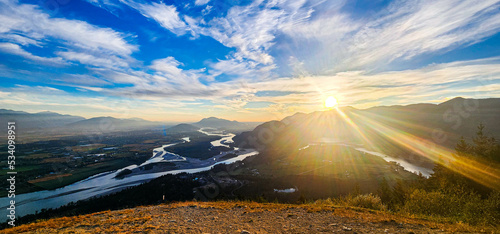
325 96 338 108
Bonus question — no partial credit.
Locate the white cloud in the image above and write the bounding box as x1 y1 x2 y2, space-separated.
0 43 64 64
273 0 500 73
241 57 500 108
208 57 276 80
103 57 500 114
194 0 210 6
55 74 112 87
0 85 186 121
189 0 312 79
57 51 129 68
81 0 500 78
202 5 212 15
0 0 136 66
2 0 500 120
338 0 500 70
2 57 499 120
0 34 42 47
149 57 184 76
204 4 283 65
195 0 210 6
125 1 188 36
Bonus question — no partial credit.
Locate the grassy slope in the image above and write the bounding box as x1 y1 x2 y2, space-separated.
2 201 494 233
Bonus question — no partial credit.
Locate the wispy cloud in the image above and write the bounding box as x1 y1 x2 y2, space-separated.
195 0 210 6
341 0 500 70
0 43 64 64
130 1 189 36
56 51 129 68
0 0 136 66
2 0 500 121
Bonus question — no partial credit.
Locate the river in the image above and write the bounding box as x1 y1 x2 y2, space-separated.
1 132 433 218
299 141 433 177
0 130 257 218
198 128 235 148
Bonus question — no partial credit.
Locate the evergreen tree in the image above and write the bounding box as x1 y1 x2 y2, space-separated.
455 136 471 156
471 123 497 160
377 177 392 203
429 124 499 195
391 180 406 207
351 182 361 196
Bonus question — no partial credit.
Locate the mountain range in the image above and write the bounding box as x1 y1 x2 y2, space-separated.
233 97 500 167
167 117 261 133
2 97 499 147
0 110 157 135
0 110 85 131
66 116 156 132
0 110 260 136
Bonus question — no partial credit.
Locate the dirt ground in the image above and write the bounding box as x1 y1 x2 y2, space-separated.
2 201 493 233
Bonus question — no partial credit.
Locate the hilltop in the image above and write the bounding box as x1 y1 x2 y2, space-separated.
0 109 85 130
235 97 500 150
194 117 261 132
2 201 488 233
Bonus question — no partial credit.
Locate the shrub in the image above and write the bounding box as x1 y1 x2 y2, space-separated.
403 189 500 225
462 190 500 225
314 198 335 206
404 189 455 216
346 193 386 211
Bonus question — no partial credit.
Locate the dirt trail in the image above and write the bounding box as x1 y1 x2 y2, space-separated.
2 201 490 233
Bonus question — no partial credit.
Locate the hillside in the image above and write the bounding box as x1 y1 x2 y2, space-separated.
3 201 488 233
167 123 200 133
233 97 500 169
194 117 258 132
0 109 85 131
0 110 161 141
66 116 157 132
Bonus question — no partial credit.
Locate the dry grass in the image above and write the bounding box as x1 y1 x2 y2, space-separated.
2 201 497 233
24 153 51 160
70 144 106 152
27 173 73 183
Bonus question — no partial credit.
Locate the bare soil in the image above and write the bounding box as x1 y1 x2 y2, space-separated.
3 201 492 233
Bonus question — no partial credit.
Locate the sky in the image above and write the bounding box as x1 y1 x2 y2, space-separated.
0 0 499 122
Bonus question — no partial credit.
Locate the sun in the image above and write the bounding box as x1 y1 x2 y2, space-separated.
324 96 338 108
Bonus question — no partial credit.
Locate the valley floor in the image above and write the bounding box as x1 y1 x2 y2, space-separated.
2 201 492 233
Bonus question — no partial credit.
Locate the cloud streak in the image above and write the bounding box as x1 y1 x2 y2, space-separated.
0 0 136 67
2 0 500 121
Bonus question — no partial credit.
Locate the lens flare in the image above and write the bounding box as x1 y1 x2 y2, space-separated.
325 96 338 108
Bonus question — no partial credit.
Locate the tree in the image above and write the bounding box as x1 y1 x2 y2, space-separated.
455 136 471 156
351 182 361 196
471 123 498 161
392 180 406 207
429 124 499 195
377 177 392 203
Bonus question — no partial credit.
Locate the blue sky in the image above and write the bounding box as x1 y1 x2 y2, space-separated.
0 0 500 122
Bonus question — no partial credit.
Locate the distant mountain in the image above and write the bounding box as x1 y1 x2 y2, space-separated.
194 117 258 132
0 109 162 135
68 117 156 132
167 123 200 133
0 109 85 131
233 97 500 166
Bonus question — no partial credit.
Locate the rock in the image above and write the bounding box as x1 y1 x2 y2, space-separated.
329 223 338 226
241 230 250 234
343 226 352 231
